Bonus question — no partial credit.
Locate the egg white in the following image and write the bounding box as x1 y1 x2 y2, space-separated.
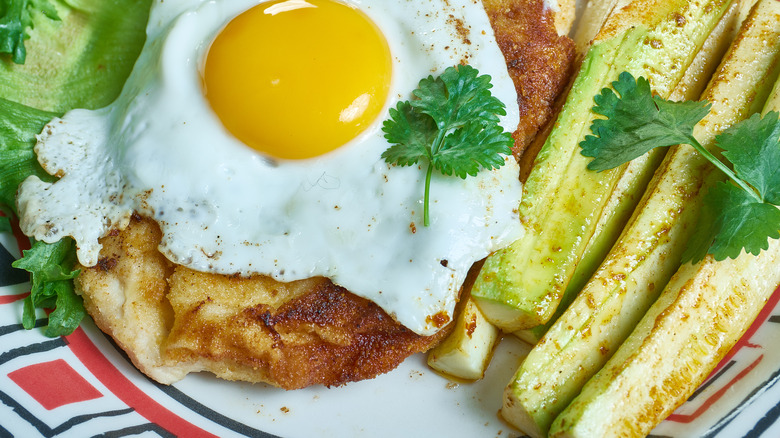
17 0 524 336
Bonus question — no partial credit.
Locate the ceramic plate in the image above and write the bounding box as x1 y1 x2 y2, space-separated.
2 216 780 438
2 1 780 434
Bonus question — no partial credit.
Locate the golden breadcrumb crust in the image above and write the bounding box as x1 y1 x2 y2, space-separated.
483 0 577 156
76 1 576 388
78 216 451 388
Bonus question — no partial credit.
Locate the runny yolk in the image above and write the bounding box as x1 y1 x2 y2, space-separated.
202 0 392 160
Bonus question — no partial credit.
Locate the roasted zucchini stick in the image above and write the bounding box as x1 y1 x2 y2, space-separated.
426 0 579 380
547 4 780 436
551 240 780 438
571 0 627 53
502 1 780 435
427 263 501 381
426 290 500 380
513 1 740 345
471 0 733 332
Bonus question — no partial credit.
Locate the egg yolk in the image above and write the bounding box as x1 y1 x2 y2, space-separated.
202 0 392 160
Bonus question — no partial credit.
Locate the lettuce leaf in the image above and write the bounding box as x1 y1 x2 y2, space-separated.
0 0 152 112
13 238 82 336
0 0 60 64
0 97 56 211
0 0 152 336
1 97 80 335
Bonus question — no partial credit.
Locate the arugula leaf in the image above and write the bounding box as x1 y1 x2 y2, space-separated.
581 71 780 264
580 72 711 171
0 214 10 232
13 238 84 337
381 64 514 226
0 0 59 64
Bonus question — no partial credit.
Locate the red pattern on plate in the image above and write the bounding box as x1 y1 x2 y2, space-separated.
65 327 219 438
8 358 103 410
0 292 29 304
1 219 222 437
4 213 31 255
667 355 764 423
664 284 780 424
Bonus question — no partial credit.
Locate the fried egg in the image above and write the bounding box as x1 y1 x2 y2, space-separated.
17 0 524 336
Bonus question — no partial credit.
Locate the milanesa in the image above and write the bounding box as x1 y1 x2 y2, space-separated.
75 0 576 389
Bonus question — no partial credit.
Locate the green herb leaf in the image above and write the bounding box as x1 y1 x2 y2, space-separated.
716 111 780 204
13 238 84 337
581 71 780 264
683 181 780 262
0 0 60 64
412 64 506 130
580 72 711 171
382 64 514 226
435 122 513 178
380 100 438 167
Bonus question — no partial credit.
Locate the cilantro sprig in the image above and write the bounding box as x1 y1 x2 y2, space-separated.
581 71 780 264
0 0 59 64
381 64 514 227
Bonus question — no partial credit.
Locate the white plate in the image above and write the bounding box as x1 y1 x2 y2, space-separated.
2 1 779 434
2 217 780 437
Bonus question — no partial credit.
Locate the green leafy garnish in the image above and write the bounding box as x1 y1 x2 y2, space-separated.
0 214 10 232
0 98 57 210
0 0 60 64
684 113 780 261
381 64 514 226
581 71 780 264
0 98 84 337
13 238 84 337
0 0 151 337
580 72 712 171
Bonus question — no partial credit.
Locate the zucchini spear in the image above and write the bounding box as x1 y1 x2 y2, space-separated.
426 0 579 379
427 263 501 381
513 0 740 345
551 239 780 438
546 2 780 436
471 0 733 332
571 0 626 53
502 1 780 435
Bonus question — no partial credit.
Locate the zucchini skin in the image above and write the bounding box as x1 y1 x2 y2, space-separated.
550 242 780 438
548 3 780 437
471 0 733 333
512 2 740 344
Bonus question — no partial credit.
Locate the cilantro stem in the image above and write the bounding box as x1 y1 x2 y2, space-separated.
686 135 763 202
380 65 514 228
422 126 447 228
424 162 433 227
